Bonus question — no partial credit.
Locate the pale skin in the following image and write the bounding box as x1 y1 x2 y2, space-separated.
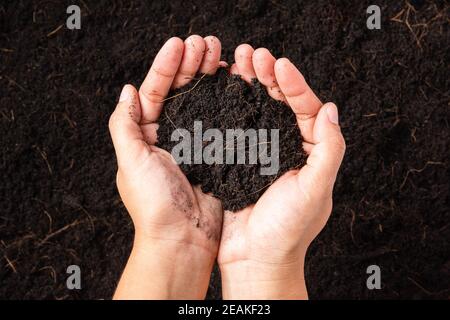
110 36 345 300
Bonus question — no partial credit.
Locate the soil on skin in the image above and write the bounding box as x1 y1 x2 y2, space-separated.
156 69 307 211
0 0 449 299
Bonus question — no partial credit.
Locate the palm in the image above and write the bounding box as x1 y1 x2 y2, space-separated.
118 145 222 249
219 167 332 266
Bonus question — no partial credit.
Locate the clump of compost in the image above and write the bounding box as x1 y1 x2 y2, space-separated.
157 68 307 211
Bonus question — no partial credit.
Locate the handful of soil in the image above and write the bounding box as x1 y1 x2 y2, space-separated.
157 68 307 211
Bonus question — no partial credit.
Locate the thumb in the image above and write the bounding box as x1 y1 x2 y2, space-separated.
299 102 346 195
108 84 145 167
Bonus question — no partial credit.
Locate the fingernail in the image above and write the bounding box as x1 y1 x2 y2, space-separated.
326 103 339 125
119 85 132 102
282 57 291 65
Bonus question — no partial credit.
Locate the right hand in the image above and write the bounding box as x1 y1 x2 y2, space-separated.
218 45 346 299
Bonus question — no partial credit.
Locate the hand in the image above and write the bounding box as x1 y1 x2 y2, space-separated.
110 36 225 299
218 45 346 299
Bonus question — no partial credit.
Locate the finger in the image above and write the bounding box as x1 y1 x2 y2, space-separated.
139 37 184 124
274 58 322 143
109 85 148 167
172 35 206 89
141 122 159 145
252 48 285 101
234 44 256 83
199 36 221 74
302 141 314 154
230 63 239 75
298 102 346 196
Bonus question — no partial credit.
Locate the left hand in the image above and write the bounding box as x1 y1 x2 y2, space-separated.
110 36 225 299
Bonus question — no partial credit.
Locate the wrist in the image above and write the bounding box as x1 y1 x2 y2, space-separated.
114 232 215 300
132 228 218 267
219 255 308 300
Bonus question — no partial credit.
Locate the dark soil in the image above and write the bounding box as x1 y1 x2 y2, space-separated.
156 69 306 211
1 0 449 299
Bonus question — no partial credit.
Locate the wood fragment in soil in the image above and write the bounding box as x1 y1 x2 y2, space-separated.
46 24 64 37
4 255 17 273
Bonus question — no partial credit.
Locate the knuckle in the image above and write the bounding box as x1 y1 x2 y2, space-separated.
108 112 118 130
295 112 316 121
140 88 164 104
152 66 174 78
331 135 346 155
337 135 347 152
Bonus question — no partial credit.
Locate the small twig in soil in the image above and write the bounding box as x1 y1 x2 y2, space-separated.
78 205 96 234
47 24 64 37
223 130 246 150
390 9 405 23
162 73 208 102
0 109 15 122
362 113 378 118
80 0 91 14
224 141 272 150
4 75 27 92
270 0 289 13
39 266 57 284
4 255 17 273
39 219 84 245
407 276 433 296
225 82 240 91
62 112 76 129
163 109 183 139
33 145 53 175
43 209 53 234
235 175 280 200
2 234 35 249
400 161 444 189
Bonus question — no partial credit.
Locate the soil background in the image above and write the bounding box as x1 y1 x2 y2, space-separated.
1 0 449 299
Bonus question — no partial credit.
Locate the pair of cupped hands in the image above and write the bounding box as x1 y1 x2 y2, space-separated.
110 36 345 300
